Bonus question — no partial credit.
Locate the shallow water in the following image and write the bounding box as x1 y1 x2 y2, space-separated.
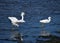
0 0 60 43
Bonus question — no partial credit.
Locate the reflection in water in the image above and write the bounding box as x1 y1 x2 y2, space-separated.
36 35 60 43
0 30 60 43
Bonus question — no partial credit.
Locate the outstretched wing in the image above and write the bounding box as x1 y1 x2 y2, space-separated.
40 19 48 23
8 17 18 22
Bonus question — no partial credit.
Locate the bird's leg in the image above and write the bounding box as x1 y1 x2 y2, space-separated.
11 25 15 33
41 23 45 34
41 23 45 28
11 25 16 32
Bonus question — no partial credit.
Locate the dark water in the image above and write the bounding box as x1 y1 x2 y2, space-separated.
0 0 60 43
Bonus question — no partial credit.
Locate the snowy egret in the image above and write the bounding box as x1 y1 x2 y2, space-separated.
8 12 25 27
39 16 51 36
40 16 51 23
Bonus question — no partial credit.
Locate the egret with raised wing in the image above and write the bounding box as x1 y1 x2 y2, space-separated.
8 12 25 27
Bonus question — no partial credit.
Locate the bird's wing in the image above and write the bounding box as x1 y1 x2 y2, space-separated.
40 19 48 22
8 17 18 22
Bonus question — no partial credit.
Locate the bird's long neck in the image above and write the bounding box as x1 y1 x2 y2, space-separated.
21 15 24 20
48 18 51 21
18 15 25 22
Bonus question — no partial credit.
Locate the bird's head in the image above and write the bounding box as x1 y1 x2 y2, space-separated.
21 12 25 16
48 16 51 19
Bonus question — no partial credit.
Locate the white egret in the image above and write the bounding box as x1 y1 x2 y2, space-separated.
39 16 51 36
8 12 25 27
40 16 51 23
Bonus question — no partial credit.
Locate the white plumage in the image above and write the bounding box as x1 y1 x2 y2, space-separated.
40 17 51 36
8 12 25 27
40 16 51 23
